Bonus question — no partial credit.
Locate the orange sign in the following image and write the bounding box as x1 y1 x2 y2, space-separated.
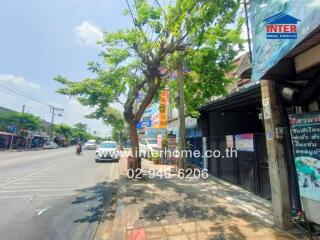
158 90 167 128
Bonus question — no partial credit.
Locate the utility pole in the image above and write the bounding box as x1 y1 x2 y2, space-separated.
261 80 292 229
50 105 64 140
243 0 252 62
177 60 186 171
21 104 25 113
50 105 64 124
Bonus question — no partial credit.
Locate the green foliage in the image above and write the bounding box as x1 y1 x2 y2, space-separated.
53 123 73 140
0 112 41 133
72 123 91 142
74 122 87 131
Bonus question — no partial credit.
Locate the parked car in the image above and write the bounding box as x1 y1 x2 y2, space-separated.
43 142 58 149
123 140 132 149
139 138 158 158
84 139 97 150
95 141 118 162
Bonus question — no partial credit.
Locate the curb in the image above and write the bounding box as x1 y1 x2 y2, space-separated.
109 177 127 240
92 177 122 240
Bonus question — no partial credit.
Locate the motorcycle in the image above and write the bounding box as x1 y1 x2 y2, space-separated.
76 144 82 155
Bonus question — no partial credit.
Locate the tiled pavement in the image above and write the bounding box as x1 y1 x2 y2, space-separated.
109 157 306 240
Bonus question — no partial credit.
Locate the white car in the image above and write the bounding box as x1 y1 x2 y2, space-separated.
139 138 158 157
84 139 97 150
43 142 58 149
95 141 119 162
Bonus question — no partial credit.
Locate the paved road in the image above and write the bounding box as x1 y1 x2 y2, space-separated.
0 148 119 240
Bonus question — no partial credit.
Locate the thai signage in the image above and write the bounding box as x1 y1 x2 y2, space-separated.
137 90 168 130
250 0 320 81
152 90 168 128
235 133 254 152
289 112 320 202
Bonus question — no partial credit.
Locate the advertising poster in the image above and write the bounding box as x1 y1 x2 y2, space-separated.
167 134 177 164
157 134 163 149
289 112 320 202
138 90 168 129
235 133 254 152
250 0 320 81
226 135 234 148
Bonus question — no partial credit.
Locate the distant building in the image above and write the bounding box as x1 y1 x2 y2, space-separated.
0 106 52 149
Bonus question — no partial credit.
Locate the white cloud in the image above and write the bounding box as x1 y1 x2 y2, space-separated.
0 74 40 90
73 21 103 47
0 74 111 136
0 74 46 116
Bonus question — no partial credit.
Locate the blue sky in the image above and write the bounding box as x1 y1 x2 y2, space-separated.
0 0 131 136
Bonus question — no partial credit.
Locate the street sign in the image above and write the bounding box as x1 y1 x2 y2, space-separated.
8 126 17 133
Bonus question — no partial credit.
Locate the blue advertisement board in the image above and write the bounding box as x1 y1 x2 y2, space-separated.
137 119 152 129
250 0 320 81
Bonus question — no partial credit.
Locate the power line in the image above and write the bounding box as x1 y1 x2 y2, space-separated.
6 81 51 105
0 83 64 125
0 83 51 107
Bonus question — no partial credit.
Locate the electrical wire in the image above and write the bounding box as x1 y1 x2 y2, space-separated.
0 82 51 107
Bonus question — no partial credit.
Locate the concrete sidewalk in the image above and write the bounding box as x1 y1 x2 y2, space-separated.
110 157 305 240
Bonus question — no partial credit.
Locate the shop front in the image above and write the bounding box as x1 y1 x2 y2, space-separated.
243 0 320 229
0 131 15 150
199 83 271 199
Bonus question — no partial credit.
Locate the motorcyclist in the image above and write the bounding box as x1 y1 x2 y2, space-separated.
76 142 82 155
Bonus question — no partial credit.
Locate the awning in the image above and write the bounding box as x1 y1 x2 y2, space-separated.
0 131 17 136
199 82 261 113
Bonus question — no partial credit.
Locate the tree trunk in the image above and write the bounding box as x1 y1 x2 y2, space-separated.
123 76 162 175
128 118 141 171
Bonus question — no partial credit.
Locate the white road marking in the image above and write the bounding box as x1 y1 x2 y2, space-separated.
36 207 49 215
0 164 59 187
0 189 76 193
0 193 78 199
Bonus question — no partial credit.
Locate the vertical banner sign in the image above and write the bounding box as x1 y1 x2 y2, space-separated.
157 134 163 149
289 112 320 202
159 90 168 128
167 133 177 164
250 0 320 81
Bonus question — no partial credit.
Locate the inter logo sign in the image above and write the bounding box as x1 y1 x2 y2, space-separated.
264 12 300 39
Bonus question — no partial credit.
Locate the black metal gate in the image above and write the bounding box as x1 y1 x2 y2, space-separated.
207 132 271 200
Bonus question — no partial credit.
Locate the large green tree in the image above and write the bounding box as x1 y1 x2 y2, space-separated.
53 123 73 142
55 0 242 170
0 112 41 133
72 122 91 142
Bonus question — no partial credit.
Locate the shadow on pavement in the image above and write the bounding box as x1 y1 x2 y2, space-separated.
119 175 295 240
71 180 118 224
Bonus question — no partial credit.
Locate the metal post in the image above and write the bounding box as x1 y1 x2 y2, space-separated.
9 134 14 150
202 137 208 170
